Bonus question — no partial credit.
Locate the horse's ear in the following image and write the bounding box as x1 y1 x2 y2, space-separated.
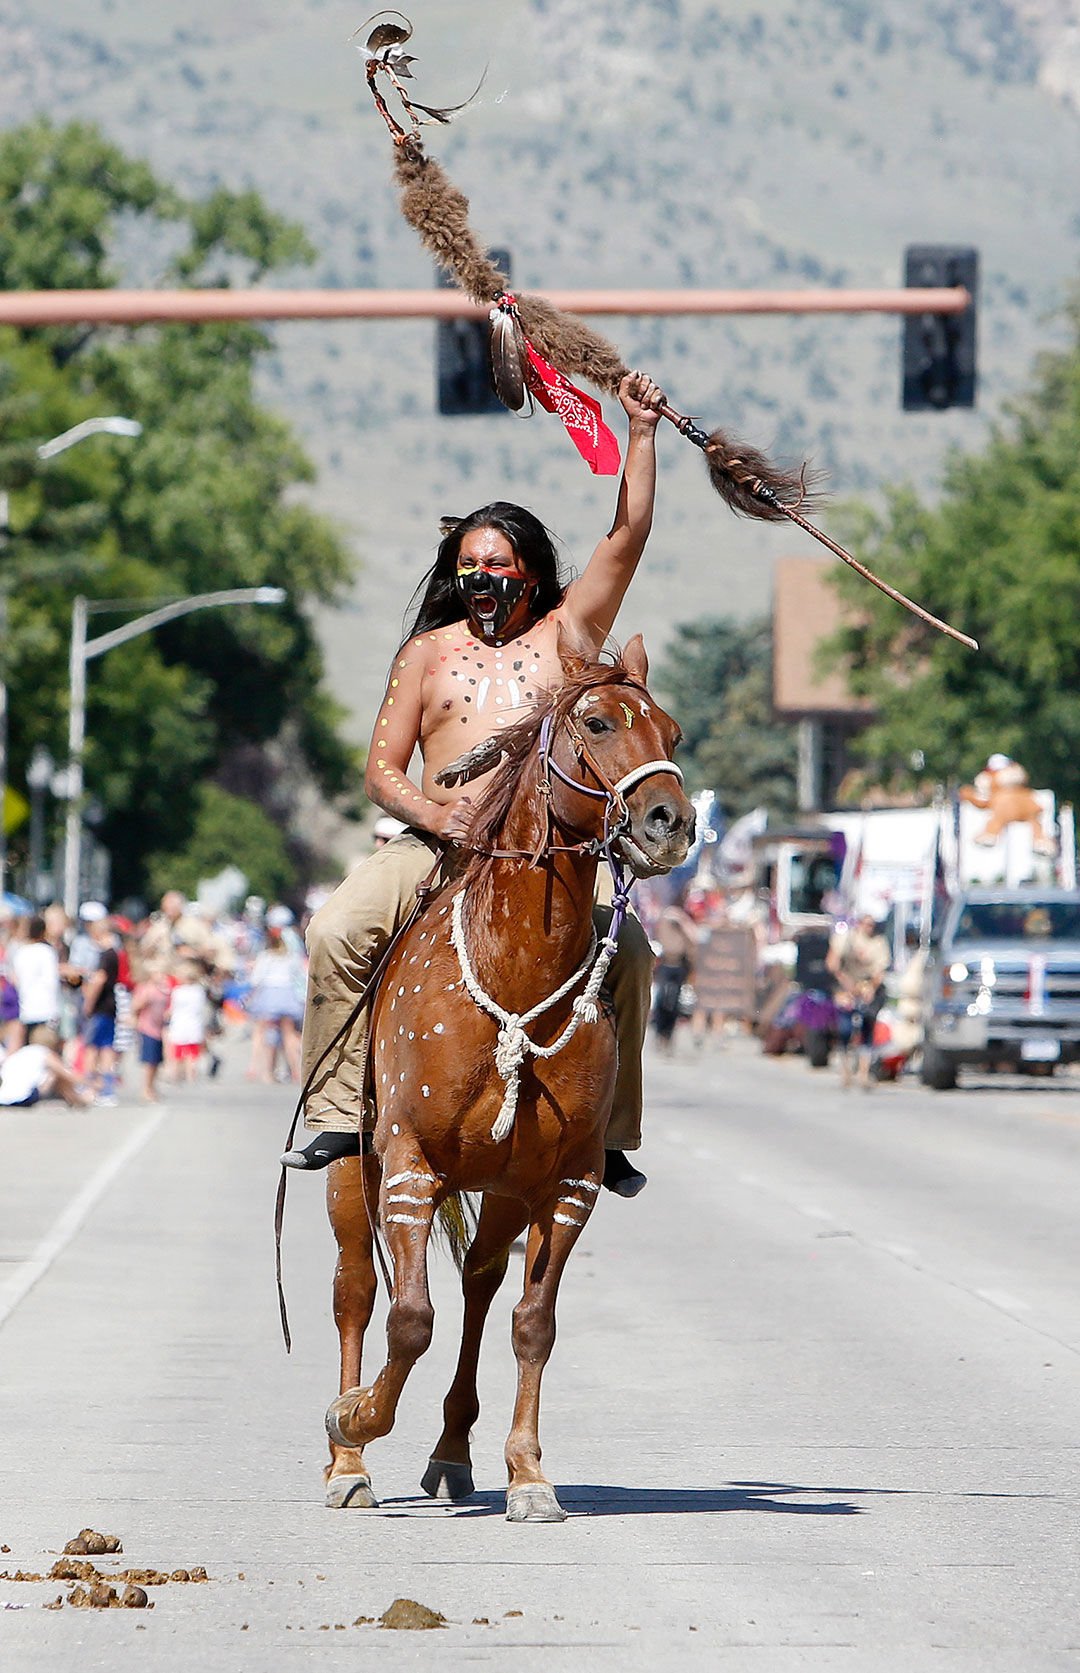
556 624 591 682
622 633 649 684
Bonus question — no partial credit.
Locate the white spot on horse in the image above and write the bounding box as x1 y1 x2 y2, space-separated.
423 959 431 968
413 984 421 993
433 1023 444 1035
408 1030 415 1040
399 1071 406 1082
640 700 651 717
422 1085 430 1097
391 1122 400 1134
381 1073 387 1084
398 1025 405 1035
476 676 491 711
398 986 405 996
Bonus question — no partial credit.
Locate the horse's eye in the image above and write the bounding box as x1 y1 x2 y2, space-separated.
584 716 611 736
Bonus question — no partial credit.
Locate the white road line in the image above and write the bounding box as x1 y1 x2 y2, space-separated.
0 1106 166 1331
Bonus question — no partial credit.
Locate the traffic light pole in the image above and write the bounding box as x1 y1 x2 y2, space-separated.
0 286 971 327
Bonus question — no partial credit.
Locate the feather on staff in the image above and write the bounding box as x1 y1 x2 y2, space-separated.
358 14 977 651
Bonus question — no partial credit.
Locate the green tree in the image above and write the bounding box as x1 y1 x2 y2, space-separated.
146 785 295 904
825 291 1080 798
0 119 360 898
655 617 798 819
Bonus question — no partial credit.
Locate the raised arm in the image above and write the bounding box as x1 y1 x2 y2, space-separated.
558 371 666 651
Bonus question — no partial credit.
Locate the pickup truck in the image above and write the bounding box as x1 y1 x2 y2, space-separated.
922 888 1080 1089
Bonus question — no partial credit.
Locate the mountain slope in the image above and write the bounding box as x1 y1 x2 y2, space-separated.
4 0 1080 743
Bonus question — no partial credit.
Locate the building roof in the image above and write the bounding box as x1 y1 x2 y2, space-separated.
772 556 873 718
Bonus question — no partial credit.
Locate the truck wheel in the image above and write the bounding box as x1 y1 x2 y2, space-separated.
920 1047 958 1091
804 1030 831 1069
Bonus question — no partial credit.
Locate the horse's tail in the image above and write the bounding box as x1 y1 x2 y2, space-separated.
435 1193 480 1272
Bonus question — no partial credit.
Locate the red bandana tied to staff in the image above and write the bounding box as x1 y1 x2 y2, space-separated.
524 343 622 476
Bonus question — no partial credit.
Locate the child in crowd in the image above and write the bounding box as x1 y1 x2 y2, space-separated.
131 957 172 1103
166 960 209 1082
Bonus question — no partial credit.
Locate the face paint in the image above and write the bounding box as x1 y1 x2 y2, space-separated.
455 565 534 642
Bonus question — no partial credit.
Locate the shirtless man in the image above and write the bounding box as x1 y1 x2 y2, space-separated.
284 372 666 1196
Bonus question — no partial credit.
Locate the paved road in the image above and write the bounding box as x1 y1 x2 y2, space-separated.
2 1034 1079 1670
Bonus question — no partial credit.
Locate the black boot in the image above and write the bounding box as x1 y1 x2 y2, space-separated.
280 1131 362 1171
602 1148 647 1198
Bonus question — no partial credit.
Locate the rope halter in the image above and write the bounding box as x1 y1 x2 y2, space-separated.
453 705 684 1143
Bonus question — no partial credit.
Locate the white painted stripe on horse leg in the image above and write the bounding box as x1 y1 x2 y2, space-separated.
560 1196 589 1211
385 1170 431 1189
387 1194 430 1205
553 1212 584 1228
386 1213 427 1226
0 1106 166 1333
560 1178 599 1193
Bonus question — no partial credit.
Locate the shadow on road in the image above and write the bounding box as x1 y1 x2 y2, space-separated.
381 1481 862 1517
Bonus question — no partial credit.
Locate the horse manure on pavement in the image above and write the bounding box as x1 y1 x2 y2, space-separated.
67 1582 149 1609
63 1528 122 1555
378 1597 447 1630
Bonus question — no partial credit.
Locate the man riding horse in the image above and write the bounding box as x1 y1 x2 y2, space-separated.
283 371 667 1196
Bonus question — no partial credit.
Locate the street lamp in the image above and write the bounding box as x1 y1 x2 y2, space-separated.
63 586 288 916
0 415 141 896
35 416 143 460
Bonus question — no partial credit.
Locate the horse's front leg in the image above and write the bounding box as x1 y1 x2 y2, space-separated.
422 1192 529 1502
325 1140 439 1454
324 1153 381 1508
505 1166 602 1523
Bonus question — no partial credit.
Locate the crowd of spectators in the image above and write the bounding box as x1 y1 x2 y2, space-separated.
0 890 308 1110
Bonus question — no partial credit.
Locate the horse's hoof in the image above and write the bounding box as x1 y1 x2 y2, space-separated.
421 1457 475 1501
506 1483 567 1523
325 1473 378 1510
326 1388 369 1448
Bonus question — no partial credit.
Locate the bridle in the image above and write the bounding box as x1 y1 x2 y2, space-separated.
471 688 685 886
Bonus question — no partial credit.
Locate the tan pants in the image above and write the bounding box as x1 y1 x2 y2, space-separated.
301 830 650 1150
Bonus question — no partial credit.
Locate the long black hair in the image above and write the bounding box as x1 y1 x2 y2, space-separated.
400 502 567 648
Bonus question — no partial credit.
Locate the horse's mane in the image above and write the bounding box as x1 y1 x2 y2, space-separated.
463 652 640 876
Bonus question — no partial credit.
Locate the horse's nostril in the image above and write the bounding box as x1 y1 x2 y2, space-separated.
644 802 679 838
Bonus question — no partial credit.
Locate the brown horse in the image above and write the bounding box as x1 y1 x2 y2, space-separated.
323 636 694 1521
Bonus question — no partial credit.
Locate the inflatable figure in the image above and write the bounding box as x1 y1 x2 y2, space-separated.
959 754 1054 852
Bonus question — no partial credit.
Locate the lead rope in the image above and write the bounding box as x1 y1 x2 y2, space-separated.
450 855 632 1143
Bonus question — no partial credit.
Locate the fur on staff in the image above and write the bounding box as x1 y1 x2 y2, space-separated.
391 137 815 521
377 76 974 647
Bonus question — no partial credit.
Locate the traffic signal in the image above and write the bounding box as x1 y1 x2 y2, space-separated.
436 249 511 416
901 245 978 411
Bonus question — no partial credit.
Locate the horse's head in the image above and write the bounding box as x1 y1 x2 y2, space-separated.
551 634 696 878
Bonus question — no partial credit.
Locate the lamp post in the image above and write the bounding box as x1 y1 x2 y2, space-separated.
0 416 142 898
25 745 55 904
63 586 287 916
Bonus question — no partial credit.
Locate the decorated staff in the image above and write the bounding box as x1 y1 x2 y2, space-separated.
355 12 976 651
